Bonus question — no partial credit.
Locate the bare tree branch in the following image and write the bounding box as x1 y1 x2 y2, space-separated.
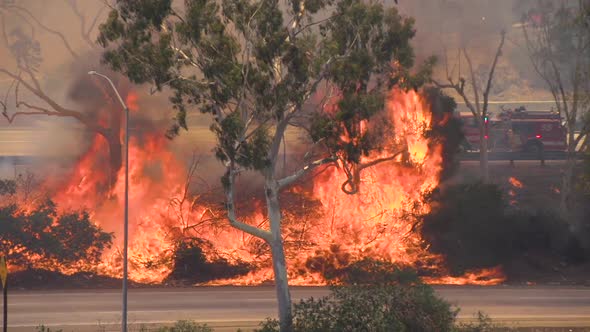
8 4 78 58
0 12 9 49
482 31 506 118
462 47 481 116
0 67 104 133
64 0 104 48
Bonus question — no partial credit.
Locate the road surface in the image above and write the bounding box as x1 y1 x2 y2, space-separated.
4 286 590 331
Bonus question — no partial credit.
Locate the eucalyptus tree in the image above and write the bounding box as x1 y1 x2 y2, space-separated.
97 0 432 330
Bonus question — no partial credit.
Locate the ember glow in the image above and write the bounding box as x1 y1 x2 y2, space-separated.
508 177 524 188
37 88 504 285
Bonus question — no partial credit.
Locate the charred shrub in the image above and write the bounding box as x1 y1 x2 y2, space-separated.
421 183 585 276
421 183 512 274
311 256 419 286
256 260 457 332
166 239 250 284
0 179 16 195
508 210 587 266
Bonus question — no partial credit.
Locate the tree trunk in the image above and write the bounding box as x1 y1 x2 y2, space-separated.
265 179 293 332
270 239 292 331
560 141 577 229
479 128 489 182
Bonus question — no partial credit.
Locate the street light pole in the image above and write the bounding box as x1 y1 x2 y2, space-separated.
88 71 130 332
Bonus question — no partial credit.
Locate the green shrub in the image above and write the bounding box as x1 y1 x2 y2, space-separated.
254 319 280 332
255 263 457 332
454 311 496 332
0 200 113 270
35 326 63 332
156 320 213 332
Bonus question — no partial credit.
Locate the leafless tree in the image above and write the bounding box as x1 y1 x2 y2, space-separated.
433 31 506 183
521 0 590 225
0 1 123 190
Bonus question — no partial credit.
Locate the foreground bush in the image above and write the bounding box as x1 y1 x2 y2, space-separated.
155 320 212 332
255 264 457 332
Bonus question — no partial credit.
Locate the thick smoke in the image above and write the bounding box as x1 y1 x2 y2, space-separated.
396 0 553 111
0 1 107 168
0 1 555 171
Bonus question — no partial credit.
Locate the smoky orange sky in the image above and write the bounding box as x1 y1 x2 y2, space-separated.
0 0 554 162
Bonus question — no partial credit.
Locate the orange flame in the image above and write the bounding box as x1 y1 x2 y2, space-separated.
126 91 139 112
31 88 505 285
508 177 523 188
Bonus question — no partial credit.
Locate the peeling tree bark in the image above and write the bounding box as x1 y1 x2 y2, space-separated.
265 177 293 332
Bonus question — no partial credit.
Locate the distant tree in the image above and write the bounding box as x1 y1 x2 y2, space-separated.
0 1 124 190
0 200 113 270
433 31 506 183
521 0 590 226
97 0 433 329
0 179 15 196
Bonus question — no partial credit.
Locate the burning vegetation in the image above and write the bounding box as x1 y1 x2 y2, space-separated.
2 83 504 286
3 1 588 295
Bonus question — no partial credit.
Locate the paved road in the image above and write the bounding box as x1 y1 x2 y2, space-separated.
4 286 590 331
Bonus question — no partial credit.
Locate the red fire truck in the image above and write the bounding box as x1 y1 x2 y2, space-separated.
460 114 488 151
460 107 567 153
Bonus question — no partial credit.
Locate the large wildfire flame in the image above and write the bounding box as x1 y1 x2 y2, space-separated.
39 88 503 285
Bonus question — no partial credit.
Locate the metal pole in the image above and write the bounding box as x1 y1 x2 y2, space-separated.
3 278 6 332
122 103 129 332
88 71 129 332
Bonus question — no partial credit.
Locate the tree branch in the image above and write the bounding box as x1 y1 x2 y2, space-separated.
0 67 102 132
482 31 506 117
64 0 103 48
8 5 78 58
462 47 481 115
432 78 479 120
358 150 404 171
224 166 272 242
340 150 405 195
277 156 337 189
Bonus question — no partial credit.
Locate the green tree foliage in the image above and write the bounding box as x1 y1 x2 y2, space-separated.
0 200 113 270
97 1 433 329
97 0 433 183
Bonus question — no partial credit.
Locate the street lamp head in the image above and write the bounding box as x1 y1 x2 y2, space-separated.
88 70 97 75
